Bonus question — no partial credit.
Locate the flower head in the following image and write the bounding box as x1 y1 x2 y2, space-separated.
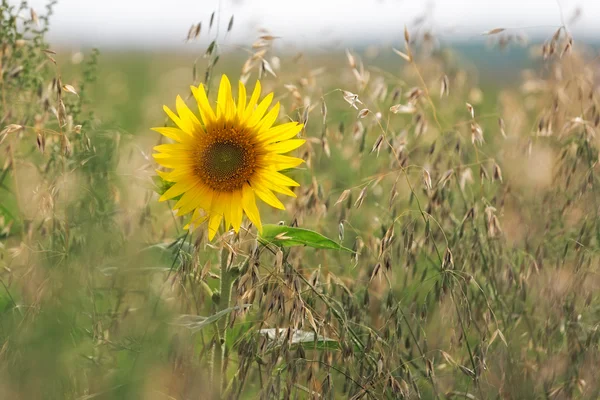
153 75 305 240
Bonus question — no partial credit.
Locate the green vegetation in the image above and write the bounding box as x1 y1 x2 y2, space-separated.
2 1 600 399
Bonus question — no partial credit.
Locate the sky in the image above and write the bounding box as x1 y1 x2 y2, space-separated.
23 0 598 50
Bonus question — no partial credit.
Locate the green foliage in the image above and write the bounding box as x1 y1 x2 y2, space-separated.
260 224 352 251
2 3 600 400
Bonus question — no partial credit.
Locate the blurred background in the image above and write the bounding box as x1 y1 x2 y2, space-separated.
3 0 600 398
25 0 599 49
21 0 598 137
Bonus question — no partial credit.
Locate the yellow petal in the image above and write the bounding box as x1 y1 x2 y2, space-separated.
175 184 212 216
260 180 297 197
216 75 235 121
163 105 193 134
258 122 303 144
156 167 193 182
265 139 306 154
151 127 184 142
242 80 261 122
159 178 197 202
251 180 285 210
230 190 243 233
222 192 232 232
191 84 216 124
208 193 224 240
242 183 262 234
263 154 305 170
259 169 301 187
153 154 196 168
176 95 202 134
185 208 208 231
237 81 247 116
255 102 280 133
156 169 172 181
152 153 192 160
208 212 223 240
247 93 274 127
153 143 190 153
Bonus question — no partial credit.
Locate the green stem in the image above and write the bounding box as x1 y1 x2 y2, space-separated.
213 246 234 397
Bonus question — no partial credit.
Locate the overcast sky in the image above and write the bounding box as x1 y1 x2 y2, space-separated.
24 0 597 49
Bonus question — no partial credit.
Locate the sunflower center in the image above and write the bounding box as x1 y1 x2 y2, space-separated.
206 143 245 177
196 129 259 192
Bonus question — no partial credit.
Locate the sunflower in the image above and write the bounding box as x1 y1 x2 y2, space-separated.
152 75 305 240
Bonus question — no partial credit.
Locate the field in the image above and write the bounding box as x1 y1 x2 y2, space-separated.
2 1 600 399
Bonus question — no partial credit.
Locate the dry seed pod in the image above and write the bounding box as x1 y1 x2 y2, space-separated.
471 123 484 146
241 58 254 75
389 181 398 210
488 214 502 238
459 168 474 190
342 90 362 109
438 169 454 188
57 99 67 127
423 169 432 191
440 74 449 97
270 56 280 71
499 117 507 138
406 87 423 102
30 8 39 26
62 84 78 96
334 189 351 206
322 137 331 158
466 102 474 118
369 262 382 283
552 27 562 42
390 104 416 114
560 40 572 58
61 134 72 157
480 165 489 181
261 59 276 77
36 131 45 153
493 162 503 182
354 186 368 208
357 108 370 119
209 11 215 29
371 134 384 155
484 28 506 35
186 24 197 41
1 124 23 135
321 98 327 124
414 114 428 137
392 48 411 62
345 49 356 68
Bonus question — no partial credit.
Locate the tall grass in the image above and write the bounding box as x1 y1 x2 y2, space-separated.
1 2 600 399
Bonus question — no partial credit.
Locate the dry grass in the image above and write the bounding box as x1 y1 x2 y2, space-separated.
2 1 600 399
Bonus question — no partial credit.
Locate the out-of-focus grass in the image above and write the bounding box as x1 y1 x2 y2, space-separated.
3 2 600 399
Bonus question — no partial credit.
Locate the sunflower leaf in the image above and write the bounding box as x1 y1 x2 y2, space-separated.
260 224 352 252
174 305 252 333
152 175 174 195
259 328 339 349
151 175 184 202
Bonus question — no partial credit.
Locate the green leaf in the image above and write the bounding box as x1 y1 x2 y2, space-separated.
259 224 352 252
259 328 339 349
174 305 251 333
151 175 175 196
137 236 194 271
